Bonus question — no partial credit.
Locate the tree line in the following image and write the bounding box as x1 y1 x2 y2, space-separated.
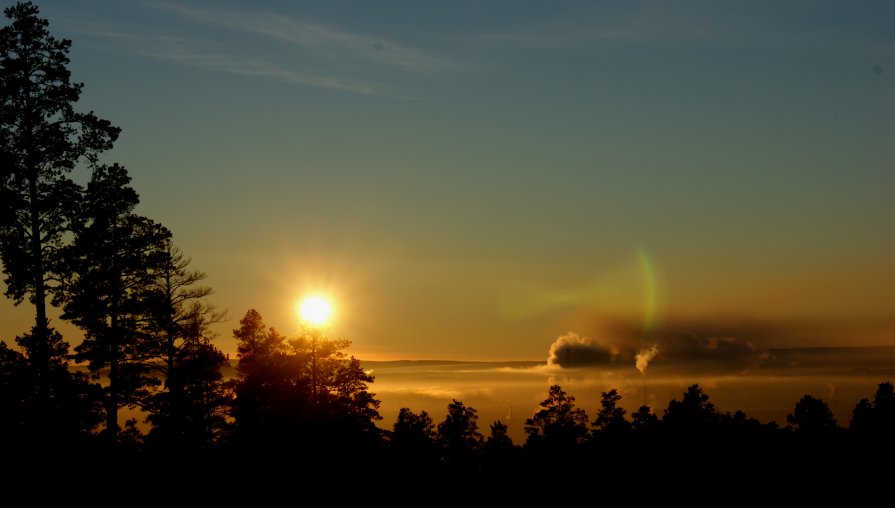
0 2 228 455
1 3 893 485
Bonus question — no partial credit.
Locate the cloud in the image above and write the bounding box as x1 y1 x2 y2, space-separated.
152 2 457 74
75 28 381 94
654 333 769 374
139 37 377 94
547 332 619 368
73 3 458 96
544 322 771 374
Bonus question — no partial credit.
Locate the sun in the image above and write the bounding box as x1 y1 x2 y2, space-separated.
298 296 332 327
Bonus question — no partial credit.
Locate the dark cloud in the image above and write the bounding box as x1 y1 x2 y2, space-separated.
652 333 769 374
540 314 895 374
545 319 773 374
547 332 618 368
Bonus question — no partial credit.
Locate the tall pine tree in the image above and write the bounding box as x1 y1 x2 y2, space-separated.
57 163 169 442
143 245 230 452
0 2 119 399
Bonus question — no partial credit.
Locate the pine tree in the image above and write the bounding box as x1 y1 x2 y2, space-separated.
0 2 119 400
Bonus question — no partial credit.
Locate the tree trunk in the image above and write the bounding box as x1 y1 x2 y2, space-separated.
165 270 181 442
28 172 50 400
107 311 120 442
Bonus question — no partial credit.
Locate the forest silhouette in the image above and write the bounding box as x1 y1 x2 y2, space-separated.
0 2 892 494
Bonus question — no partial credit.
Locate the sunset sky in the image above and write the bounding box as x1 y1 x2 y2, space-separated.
1 0 893 363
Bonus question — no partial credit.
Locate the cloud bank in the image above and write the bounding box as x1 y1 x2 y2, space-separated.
545 322 770 375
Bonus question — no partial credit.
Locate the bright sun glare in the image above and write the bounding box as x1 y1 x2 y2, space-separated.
299 296 332 327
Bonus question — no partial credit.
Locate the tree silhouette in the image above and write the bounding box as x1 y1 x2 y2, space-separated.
0 1 119 403
145 244 219 382
484 420 514 454
631 405 659 434
524 384 589 451
233 308 282 377
142 244 229 452
57 163 170 442
390 407 438 460
719 409 770 432
437 399 482 463
325 355 382 443
230 309 380 453
287 329 381 446
662 384 718 432
0 329 101 454
593 388 631 435
145 328 231 452
851 398 874 433
628 403 662 461
850 381 895 440
481 419 518 470
0 342 27 452
787 394 838 435
716 409 780 455
874 381 895 424
230 309 292 447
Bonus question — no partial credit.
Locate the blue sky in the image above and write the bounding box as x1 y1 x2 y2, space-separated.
2 0 893 360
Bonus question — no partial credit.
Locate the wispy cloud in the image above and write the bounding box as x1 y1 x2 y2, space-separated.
73 3 457 96
152 2 457 74
68 15 382 94
139 37 377 94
